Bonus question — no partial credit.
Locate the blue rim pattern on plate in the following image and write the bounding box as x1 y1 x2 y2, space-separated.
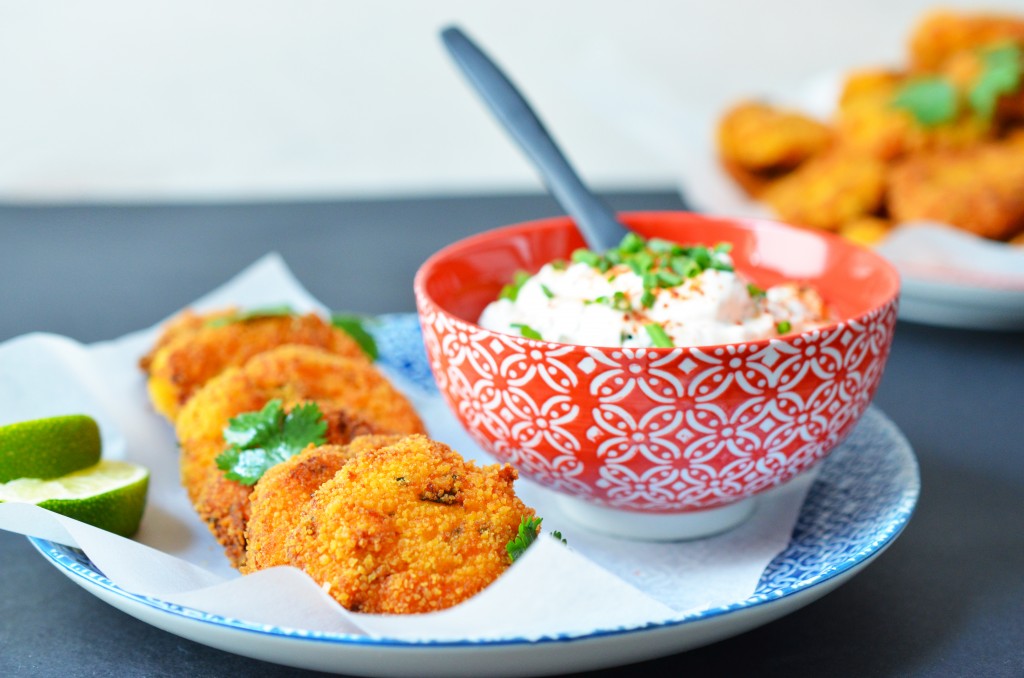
28 314 920 649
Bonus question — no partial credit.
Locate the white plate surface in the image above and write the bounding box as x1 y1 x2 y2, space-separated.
28 314 920 677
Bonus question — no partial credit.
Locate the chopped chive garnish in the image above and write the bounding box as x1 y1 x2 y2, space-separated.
647 238 678 254
672 257 700 278
499 270 531 301
747 283 766 299
540 284 554 299
776 320 792 334
611 291 632 312
619 232 645 253
645 323 673 348
511 323 543 340
542 235 737 311
657 270 683 288
572 249 602 267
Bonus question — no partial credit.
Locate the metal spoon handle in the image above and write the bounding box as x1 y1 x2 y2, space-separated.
441 26 629 252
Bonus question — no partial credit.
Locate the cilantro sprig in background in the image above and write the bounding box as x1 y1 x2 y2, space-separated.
215 399 327 485
892 42 1022 126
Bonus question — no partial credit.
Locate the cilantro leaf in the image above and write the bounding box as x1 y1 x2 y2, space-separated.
330 313 379 361
891 77 959 126
205 304 295 328
215 399 327 485
969 43 1022 119
507 516 543 562
506 516 566 562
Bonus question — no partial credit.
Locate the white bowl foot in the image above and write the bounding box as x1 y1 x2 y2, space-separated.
555 495 757 541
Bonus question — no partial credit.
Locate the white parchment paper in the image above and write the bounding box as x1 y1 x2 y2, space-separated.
0 253 816 641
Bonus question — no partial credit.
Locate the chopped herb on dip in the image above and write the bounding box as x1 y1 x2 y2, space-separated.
479 233 828 348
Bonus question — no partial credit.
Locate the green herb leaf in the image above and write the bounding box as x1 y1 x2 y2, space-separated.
571 249 602 268
656 270 684 288
618 232 646 253
330 313 379 361
611 291 632 312
205 304 295 328
215 399 327 485
747 282 766 299
506 515 571 561
672 256 700 278
645 323 674 348
647 238 680 255
540 284 555 299
499 270 532 302
891 77 959 126
969 43 1023 119
507 516 542 562
511 323 543 340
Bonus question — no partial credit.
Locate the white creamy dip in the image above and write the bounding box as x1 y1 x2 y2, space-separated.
478 238 827 348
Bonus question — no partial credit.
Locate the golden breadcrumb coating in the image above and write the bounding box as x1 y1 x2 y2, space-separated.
908 9 1024 72
839 217 893 247
281 435 533 614
762 150 887 231
243 436 405 574
716 101 833 196
715 9 1024 247
139 307 236 371
887 136 1024 240
835 70 992 161
141 310 366 422
175 345 426 568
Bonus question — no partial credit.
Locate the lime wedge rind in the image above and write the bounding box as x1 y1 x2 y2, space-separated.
0 415 102 482
1 460 150 538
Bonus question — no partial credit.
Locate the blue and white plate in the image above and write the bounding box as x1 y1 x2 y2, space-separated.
28 314 920 677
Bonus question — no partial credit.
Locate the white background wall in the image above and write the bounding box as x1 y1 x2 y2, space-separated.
0 0 1019 202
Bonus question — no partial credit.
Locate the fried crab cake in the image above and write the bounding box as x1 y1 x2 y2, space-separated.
835 69 992 161
243 435 406 573
281 435 534 614
141 309 366 422
716 101 833 195
761 150 888 231
887 137 1024 240
908 9 1024 72
175 345 426 568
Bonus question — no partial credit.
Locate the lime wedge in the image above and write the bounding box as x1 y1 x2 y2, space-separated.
0 460 149 537
0 415 102 483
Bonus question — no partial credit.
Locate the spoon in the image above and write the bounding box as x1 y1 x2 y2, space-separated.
441 25 630 252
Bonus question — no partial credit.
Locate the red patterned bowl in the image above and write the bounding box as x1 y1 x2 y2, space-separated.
414 212 900 539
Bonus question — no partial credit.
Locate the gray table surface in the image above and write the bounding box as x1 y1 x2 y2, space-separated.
1 192 1021 677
